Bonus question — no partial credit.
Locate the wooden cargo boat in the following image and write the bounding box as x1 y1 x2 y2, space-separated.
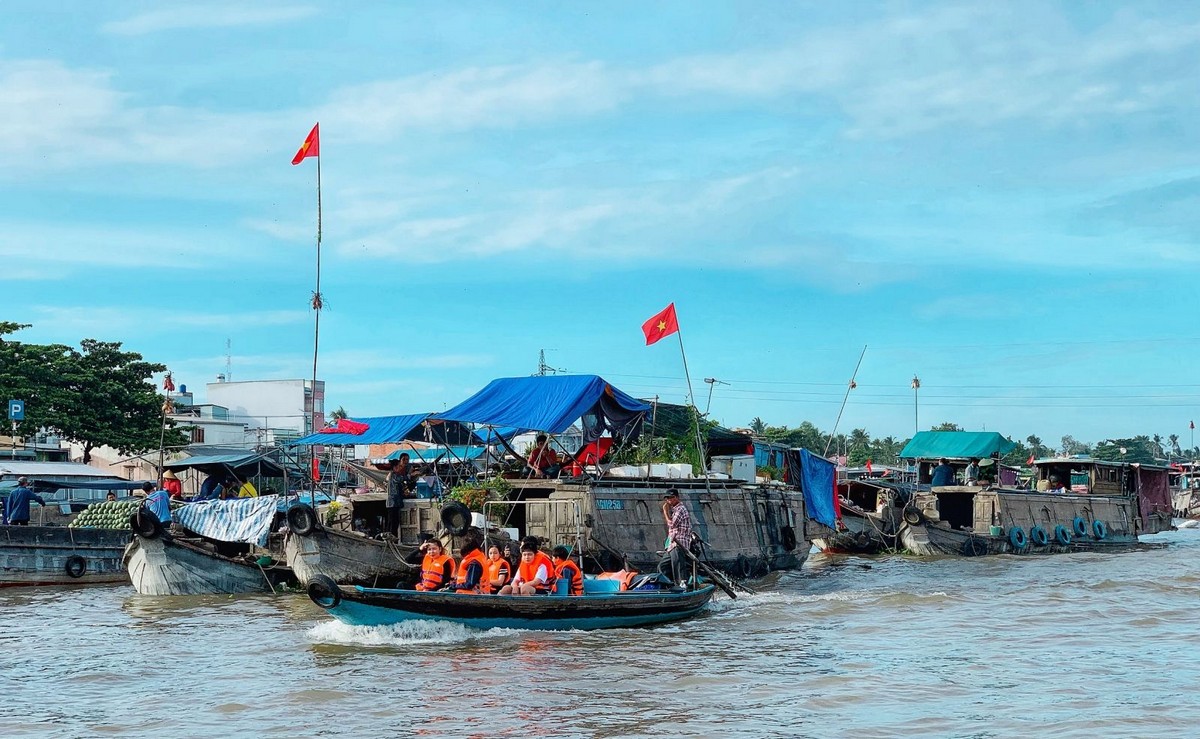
1 526 130 587
307 574 716 631
897 456 1174 557
123 497 295 595
282 502 420 587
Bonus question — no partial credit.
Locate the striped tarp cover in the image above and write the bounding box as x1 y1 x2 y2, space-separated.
174 496 279 546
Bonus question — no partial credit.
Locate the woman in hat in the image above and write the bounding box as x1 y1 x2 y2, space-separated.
161 470 183 499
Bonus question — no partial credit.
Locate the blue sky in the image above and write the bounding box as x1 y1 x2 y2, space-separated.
5 1 1200 450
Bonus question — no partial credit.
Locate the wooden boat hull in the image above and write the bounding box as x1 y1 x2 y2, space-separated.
311 581 716 631
813 512 893 554
124 533 295 595
900 489 1153 557
283 527 417 587
0 526 130 587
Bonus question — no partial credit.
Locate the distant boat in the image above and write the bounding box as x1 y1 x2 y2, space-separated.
897 449 1173 556
307 575 716 631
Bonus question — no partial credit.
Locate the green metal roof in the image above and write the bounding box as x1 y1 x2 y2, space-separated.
899 431 1016 460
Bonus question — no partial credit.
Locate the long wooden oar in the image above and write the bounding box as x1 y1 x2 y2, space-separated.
680 546 737 599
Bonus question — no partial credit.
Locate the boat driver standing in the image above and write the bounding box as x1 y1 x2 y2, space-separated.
658 489 693 587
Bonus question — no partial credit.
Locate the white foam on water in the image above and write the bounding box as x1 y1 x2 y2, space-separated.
307 618 481 646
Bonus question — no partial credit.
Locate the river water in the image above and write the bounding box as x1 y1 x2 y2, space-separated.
3 528 1198 739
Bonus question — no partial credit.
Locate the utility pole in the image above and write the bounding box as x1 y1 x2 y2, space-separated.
911 375 921 435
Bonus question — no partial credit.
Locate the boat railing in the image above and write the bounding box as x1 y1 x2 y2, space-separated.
483 498 584 570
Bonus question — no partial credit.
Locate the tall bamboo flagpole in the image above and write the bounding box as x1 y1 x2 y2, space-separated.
292 123 322 508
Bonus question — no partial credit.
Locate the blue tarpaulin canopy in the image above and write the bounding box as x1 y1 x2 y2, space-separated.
798 449 838 528
899 431 1017 460
290 414 431 446
163 451 285 478
472 426 524 444
436 375 650 437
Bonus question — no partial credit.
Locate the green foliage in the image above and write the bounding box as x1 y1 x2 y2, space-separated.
0 326 186 463
447 476 513 515
931 422 963 431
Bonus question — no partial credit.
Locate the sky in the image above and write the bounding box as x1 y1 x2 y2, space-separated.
4 1 1200 450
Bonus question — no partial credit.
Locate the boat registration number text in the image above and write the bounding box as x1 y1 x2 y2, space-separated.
595 499 624 510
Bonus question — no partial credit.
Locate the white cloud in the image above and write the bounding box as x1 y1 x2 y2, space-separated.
101 6 317 36
21 307 308 337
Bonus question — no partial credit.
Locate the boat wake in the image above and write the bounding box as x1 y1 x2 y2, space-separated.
307 618 483 647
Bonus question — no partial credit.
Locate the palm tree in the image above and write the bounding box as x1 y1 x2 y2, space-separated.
330 406 348 422
750 417 766 435
1169 434 1182 457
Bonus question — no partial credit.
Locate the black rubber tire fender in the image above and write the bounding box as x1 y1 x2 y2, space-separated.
287 504 319 537
130 510 162 540
902 506 924 526
440 501 472 536
960 538 988 557
307 574 342 609
64 555 87 578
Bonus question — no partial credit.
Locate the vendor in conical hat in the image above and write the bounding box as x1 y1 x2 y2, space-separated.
161 469 183 499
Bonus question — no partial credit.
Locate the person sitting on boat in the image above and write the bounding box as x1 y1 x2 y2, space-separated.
445 531 487 594
415 538 456 591
657 489 693 586
501 541 556 595
964 458 981 486
526 435 561 478
551 545 584 596
141 481 172 527
485 545 511 594
930 458 955 486
198 474 223 501
235 478 258 498
502 541 522 574
1048 475 1067 493
3 477 45 526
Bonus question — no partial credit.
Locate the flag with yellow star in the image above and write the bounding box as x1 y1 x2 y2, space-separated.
641 302 679 345
291 123 320 165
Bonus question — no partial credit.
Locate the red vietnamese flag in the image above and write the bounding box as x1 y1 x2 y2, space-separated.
866 459 873 475
291 123 320 165
162 373 175 392
1027 453 1035 465
641 303 680 345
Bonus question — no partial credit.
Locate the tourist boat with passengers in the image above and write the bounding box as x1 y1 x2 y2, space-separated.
307 572 718 631
284 374 836 583
892 433 1173 556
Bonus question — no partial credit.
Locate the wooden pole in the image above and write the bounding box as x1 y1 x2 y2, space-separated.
310 144 323 511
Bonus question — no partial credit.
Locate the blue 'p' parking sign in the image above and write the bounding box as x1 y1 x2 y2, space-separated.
8 400 24 421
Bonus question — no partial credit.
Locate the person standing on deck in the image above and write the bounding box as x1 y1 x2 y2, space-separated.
4 477 45 525
161 470 183 499
657 489 693 586
385 454 414 539
930 458 955 487
964 458 981 486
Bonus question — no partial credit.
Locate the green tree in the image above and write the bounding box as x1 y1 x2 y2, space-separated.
749 417 766 435
932 422 962 432
0 326 185 464
1168 434 1181 457
1026 435 1043 458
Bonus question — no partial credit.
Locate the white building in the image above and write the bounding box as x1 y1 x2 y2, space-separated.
206 378 325 438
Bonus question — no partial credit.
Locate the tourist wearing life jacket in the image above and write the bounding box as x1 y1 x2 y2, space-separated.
445 531 487 594
484 544 511 594
415 538 456 591
499 541 556 595
551 545 584 596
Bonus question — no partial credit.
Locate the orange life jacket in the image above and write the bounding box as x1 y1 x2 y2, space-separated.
416 552 456 591
517 551 556 590
554 558 584 596
485 556 511 593
454 549 487 594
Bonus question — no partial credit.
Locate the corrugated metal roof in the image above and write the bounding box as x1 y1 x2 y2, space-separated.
0 461 120 479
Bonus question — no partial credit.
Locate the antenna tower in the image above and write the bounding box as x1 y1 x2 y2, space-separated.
225 338 232 382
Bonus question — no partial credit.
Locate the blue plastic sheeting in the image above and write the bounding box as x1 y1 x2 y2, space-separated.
899 431 1016 460
290 414 431 446
173 496 279 546
387 446 491 462
436 375 650 435
799 449 838 528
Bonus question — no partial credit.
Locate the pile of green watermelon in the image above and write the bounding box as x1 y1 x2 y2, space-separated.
69 499 142 529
